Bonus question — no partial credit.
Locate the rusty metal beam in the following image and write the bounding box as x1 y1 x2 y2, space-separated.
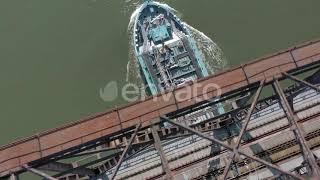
221 80 265 180
151 123 173 180
23 165 58 180
110 123 142 180
273 79 320 177
161 116 304 180
283 72 320 92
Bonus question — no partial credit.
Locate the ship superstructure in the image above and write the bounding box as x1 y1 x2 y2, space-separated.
133 0 209 94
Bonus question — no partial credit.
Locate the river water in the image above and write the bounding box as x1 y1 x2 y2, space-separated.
0 0 320 179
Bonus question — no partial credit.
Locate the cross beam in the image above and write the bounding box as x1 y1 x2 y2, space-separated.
283 72 320 92
273 79 320 177
161 116 304 180
110 123 142 180
151 123 173 179
53 152 123 178
23 165 58 180
221 80 265 179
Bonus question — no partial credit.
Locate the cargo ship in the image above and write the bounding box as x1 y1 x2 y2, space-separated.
133 0 209 95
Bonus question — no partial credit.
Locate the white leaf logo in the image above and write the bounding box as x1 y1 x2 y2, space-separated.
99 81 118 102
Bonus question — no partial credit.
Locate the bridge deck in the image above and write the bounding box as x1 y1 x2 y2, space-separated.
1 39 320 177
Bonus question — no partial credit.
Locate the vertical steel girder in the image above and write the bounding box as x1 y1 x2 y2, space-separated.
273 79 320 177
221 80 265 179
151 123 173 180
23 165 58 180
283 72 320 92
110 123 142 180
161 116 304 180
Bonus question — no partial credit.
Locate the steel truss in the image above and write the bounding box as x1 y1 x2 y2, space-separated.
17 64 320 180
157 72 320 180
